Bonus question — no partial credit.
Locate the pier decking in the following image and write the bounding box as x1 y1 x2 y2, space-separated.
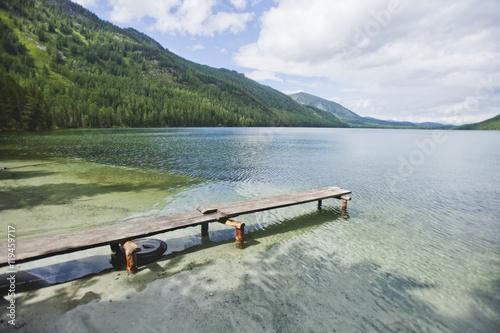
0 186 351 273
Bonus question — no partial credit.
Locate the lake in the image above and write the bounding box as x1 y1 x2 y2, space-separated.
1 127 499 332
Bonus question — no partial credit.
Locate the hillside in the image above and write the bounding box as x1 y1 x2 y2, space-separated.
289 92 361 124
290 92 451 128
456 114 500 130
0 0 347 131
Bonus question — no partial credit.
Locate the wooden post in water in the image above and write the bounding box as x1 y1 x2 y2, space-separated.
340 195 351 215
110 243 120 254
201 222 209 237
235 224 245 249
317 199 322 210
224 220 245 249
123 241 141 274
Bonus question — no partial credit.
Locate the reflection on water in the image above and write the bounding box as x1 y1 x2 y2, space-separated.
1 128 499 332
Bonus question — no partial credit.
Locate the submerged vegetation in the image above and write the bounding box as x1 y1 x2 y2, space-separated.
0 0 346 131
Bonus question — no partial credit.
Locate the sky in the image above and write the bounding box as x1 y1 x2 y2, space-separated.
71 0 500 125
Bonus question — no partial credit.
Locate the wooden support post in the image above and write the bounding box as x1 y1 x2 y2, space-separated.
224 220 245 249
123 241 141 274
201 222 209 237
235 225 245 249
340 195 351 216
110 243 120 254
318 199 322 210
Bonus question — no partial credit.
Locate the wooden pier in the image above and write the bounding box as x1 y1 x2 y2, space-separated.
0 186 351 273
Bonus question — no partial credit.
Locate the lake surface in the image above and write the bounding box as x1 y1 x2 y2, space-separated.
1 127 499 332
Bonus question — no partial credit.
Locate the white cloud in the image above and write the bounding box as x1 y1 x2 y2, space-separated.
230 0 247 11
108 0 253 36
205 11 253 35
192 44 205 51
234 0 500 124
245 70 283 83
71 0 98 6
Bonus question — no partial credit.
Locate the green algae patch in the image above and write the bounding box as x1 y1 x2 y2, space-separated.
0 158 200 240
74 164 192 188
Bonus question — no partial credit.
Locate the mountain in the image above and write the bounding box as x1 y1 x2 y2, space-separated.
456 114 500 130
0 0 347 131
289 92 452 128
289 91 361 124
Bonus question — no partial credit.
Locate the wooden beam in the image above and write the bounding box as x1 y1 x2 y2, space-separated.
199 187 351 218
0 210 219 265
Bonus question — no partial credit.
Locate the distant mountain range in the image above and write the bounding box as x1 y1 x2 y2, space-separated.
289 92 453 128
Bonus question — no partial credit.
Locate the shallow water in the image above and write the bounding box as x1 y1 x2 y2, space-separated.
1 128 499 332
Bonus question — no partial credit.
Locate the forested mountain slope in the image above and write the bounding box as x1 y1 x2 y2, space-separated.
0 0 347 130
456 114 500 130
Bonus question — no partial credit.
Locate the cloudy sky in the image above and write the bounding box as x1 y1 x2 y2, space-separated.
72 0 500 125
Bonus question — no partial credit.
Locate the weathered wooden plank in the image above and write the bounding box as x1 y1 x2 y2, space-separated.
197 187 339 213
198 186 351 218
197 206 218 214
0 210 218 265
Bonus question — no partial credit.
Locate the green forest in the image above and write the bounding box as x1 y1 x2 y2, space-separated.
0 0 347 131
457 114 500 130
